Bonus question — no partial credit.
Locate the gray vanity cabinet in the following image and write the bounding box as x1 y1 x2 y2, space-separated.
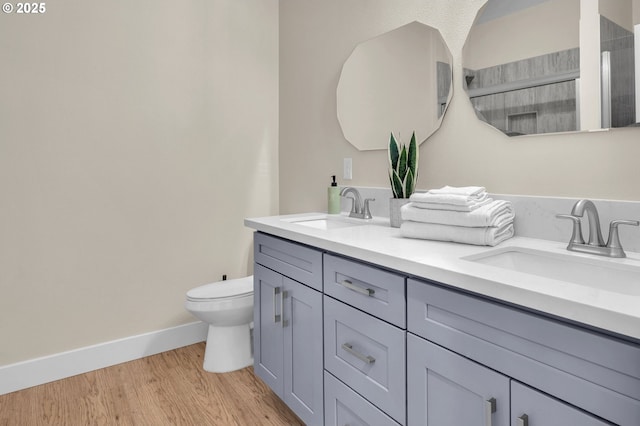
324 296 406 423
323 253 407 426
254 231 323 291
324 371 400 426
511 381 610 426
407 335 610 426
253 264 284 393
407 334 510 426
253 233 324 426
251 230 640 426
323 253 405 327
407 278 640 426
323 253 406 425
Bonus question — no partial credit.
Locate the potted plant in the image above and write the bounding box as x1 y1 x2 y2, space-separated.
388 131 418 227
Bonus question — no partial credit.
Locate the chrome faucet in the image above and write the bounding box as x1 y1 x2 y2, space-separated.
570 200 605 246
556 199 639 258
339 187 375 219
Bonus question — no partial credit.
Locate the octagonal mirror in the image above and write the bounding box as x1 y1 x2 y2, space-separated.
463 0 639 137
337 21 453 151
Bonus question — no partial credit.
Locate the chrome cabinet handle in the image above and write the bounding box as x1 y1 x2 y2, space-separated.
341 343 375 364
517 414 529 426
340 279 375 297
485 398 496 426
281 290 288 328
273 287 281 323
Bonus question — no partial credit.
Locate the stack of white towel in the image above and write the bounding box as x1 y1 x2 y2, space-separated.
399 186 515 246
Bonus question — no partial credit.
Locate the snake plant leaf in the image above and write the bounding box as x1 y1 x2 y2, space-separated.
391 170 404 198
389 171 396 198
389 170 400 198
388 130 419 198
407 131 418 180
398 145 408 179
404 167 415 198
389 133 400 170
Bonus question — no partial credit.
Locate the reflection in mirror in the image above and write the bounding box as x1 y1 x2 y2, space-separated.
463 0 639 137
337 21 453 151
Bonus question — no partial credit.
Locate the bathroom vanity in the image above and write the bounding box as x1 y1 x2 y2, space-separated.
246 213 640 426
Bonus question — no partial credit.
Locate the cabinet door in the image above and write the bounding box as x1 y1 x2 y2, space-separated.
253 264 284 398
283 277 324 426
511 381 610 426
407 334 510 426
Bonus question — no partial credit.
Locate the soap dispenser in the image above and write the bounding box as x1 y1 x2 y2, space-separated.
328 175 341 214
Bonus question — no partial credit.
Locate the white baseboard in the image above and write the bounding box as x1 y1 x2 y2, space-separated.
0 321 208 396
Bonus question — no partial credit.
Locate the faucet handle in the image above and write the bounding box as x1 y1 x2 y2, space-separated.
606 220 639 253
556 214 585 245
363 198 375 220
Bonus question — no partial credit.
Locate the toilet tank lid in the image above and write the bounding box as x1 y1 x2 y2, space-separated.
186 276 254 300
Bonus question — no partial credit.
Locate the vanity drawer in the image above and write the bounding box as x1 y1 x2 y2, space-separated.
407 278 640 426
254 232 323 291
324 253 405 327
324 296 406 424
511 381 611 426
324 371 400 426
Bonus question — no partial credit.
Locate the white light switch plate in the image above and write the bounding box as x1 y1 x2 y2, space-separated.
343 158 352 180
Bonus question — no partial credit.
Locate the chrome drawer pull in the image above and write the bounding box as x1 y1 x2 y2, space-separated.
281 290 288 328
485 398 496 426
273 287 281 323
341 343 375 364
517 414 529 426
340 279 375 296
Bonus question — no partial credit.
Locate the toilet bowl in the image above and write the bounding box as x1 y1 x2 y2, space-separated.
184 276 254 373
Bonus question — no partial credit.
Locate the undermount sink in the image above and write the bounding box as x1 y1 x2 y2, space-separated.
282 214 366 230
463 246 640 296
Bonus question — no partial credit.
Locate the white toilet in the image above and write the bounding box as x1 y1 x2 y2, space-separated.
184 276 254 373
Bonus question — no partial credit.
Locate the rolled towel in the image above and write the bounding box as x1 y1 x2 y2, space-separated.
399 220 514 246
401 199 514 228
410 190 488 208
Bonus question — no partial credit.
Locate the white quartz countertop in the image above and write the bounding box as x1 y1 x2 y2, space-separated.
245 212 640 341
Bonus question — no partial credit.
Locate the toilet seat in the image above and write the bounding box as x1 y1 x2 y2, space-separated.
186 276 253 302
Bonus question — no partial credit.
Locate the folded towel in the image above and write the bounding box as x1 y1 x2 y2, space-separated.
410 196 493 212
399 220 514 246
410 189 488 208
427 185 486 196
401 199 514 228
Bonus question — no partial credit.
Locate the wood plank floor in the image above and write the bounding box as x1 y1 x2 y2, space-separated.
0 343 304 426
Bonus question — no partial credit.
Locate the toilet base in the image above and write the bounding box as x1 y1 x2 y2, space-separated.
202 322 253 373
